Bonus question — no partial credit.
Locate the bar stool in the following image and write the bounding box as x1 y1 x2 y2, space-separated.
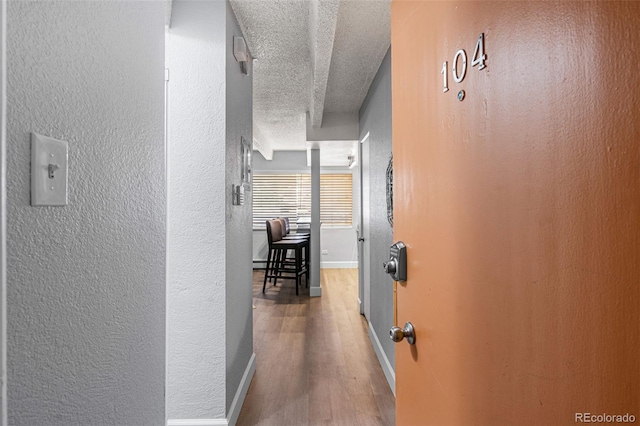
277 217 309 276
264 218 308 284
263 220 309 295
274 218 308 284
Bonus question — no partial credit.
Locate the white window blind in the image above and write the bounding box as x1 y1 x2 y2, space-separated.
252 173 353 229
320 174 353 226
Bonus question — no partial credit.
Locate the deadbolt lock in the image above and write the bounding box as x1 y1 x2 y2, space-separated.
383 241 407 281
390 322 415 345
383 259 396 275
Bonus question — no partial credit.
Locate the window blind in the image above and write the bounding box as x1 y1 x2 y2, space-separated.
320 174 353 226
252 173 352 229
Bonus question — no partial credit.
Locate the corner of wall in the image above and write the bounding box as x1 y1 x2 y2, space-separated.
368 322 395 396
225 353 255 426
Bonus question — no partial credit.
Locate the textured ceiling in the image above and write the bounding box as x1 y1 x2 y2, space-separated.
325 0 390 112
230 0 390 156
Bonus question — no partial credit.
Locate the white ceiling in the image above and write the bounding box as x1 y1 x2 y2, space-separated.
229 0 390 165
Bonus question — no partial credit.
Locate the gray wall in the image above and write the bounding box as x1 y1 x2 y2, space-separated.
225 0 254 415
306 112 359 141
359 48 394 377
253 150 308 172
6 2 165 424
310 148 321 294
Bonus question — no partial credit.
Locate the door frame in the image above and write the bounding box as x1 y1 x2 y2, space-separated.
357 131 370 318
0 1 7 423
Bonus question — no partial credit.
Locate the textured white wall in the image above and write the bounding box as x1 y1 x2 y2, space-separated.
6 2 166 424
166 0 227 420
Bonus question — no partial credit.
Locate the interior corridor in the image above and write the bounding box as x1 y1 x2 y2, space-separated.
237 269 395 425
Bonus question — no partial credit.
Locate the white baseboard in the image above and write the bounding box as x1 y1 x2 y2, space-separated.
167 353 257 426
254 260 357 270
252 259 267 268
368 321 395 396
320 261 357 269
167 420 227 426
227 352 256 426
309 286 322 297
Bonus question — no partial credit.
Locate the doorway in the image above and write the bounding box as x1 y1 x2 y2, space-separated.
357 131 370 318
0 2 6 423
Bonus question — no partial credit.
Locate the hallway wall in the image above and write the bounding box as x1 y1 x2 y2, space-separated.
359 48 394 391
225 0 254 416
167 0 254 423
6 1 165 424
166 0 228 421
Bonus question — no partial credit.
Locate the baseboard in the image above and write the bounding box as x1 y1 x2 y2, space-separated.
253 259 358 269
167 419 227 426
309 285 322 297
227 352 256 426
368 321 396 396
167 353 256 426
254 260 357 270
320 261 357 269
252 259 267 270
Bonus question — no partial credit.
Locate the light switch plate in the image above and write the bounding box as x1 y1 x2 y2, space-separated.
31 133 68 206
232 184 245 206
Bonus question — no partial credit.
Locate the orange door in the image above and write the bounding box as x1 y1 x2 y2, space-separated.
392 2 640 425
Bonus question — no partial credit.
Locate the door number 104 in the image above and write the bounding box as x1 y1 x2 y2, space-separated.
441 33 486 93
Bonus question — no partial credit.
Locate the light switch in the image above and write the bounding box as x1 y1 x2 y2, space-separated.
31 133 68 206
232 184 245 206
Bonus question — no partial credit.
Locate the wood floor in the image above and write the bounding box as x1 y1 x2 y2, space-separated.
237 268 395 426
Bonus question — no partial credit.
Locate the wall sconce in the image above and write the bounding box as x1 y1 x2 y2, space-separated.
233 36 251 76
348 155 356 169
